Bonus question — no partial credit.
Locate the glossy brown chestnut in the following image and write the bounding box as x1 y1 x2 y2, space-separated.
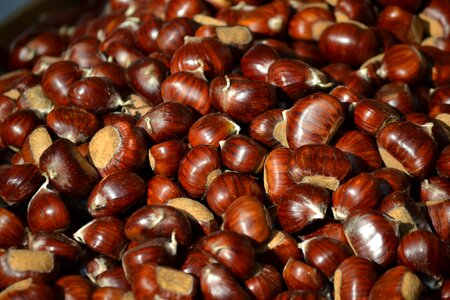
0 208 25 248
301 237 353 280
198 230 255 280
149 140 190 179
277 183 330 233
220 135 267 174
161 71 212 115
353 99 401 136
249 109 285 149
437 146 450 178
298 220 348 245
288 4 335 41
104 41 144 68
200 263 249 300
334 256 379 300
137 102 196 143
134 16 163 54
87 170 146 218
55 275 94 300
66 36 103 68
126 57 167 106
40 139 99 197
131 263 197 300
206 171 264 216
46 106 101 144
267 59 331 102
1 109 41 151
374 82 420 115
156 17 200 55
27 187 70 232
368 265 422 300
244 263 283 300
147 175 184 205
89 121 147 177
222 195 272 244
288 144 351 191
0 249 58 289
332 173 386 220
376 121 438 179
420 176 450 202
68 77 124 114
95 265 130 291
124 205 192 246
334 0 377 25
284 92 344 149
171 37 234 81
42 60 83 107
377 44 429 85
188 113 240 148
343 209 399 268
210 75 277 123
240 43 280 81
74 216 128 260
282 258 329 294
0 163 44 206
86 61 128 93
376 6 424 44
319 22 380 67
371 167 411 193
263 148 295 205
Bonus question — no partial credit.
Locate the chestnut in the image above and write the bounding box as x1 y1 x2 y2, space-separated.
288 4 335 41
319 22 380 67
46 106 101 144
301 237 353 280
284 92 344 149
179 144 222 198
27 186 70 233
188 113 240 148
372 167 411 193
334 0 377 25
220 134 267 174
149 140 190 179
95 265 130 291
282 258 329 294
374 82 420 115
263 148 295 205
369 265 423 300
240 43 280 81
137 102 196 143
124 205 192 246
147 175 184 205
156 17 200 55
55 275 94 300
376 6 424 44
86 61 128 93
343 209 399 268
437 145 450 178
131 263 197 299
104 41 144 68
87 170 146 218
91 287 132 300
200 263 249 300
352 99 401 136
89 121 147 177
206 171 264 215
198 230 255 280
134 16 163 54
1 109 41 151
267 59 331 102
40 139 99 197
334 256 379 300
419 0 450 38
166 0 209 20
288 144 351 191
0 163 44 206
420 176 450 202
0 208 25 249
244 263 283 300
17 84 53 118
0 278 54 299
273 290 326 300
42 60 83 107
126 57 167 106
222 195 272 244
161 71 212 115
249 109 285 149
210 76 277 123
171 37 234 81
74 216 128 260
277 183 330 234
298 220 348 245
376 121 438 179
66 36 103 69
20 126 52 166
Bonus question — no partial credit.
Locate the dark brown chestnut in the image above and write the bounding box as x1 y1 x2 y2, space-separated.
376 6 424 44
240 43 280 81
147 175 184 205
1 109 41 151
156 17 200 55
282 258 329 294
244 263 283 300
55 275 94 300
0 208 25 248
249 109 285 149
200 263 249 300
288 4 335 41
353 99 401 136
149 140 190 179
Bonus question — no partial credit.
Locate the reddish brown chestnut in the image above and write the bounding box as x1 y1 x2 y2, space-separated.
200 263 249 300
40 139 99 198
376 6 424 44
74 216 128 260
244 263 283 300
156 17 200 55
376 121 438 179
89 121 147 177
147 175 184 205
263 148 295 205
178 144 222 199
0 208 25 248
0 278 54 299
249 109 285 149
277 183 330 233
124 205 192 246
353 99 401 136
284 92 344 149
240 43 280 81
282 258 329 293
87 170 146 218
288 4 335 41
188 113 240 148
149 140 190 179
1 109 41 151
55 275 94 300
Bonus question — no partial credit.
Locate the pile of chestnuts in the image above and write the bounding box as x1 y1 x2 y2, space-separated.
0 0 449 298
